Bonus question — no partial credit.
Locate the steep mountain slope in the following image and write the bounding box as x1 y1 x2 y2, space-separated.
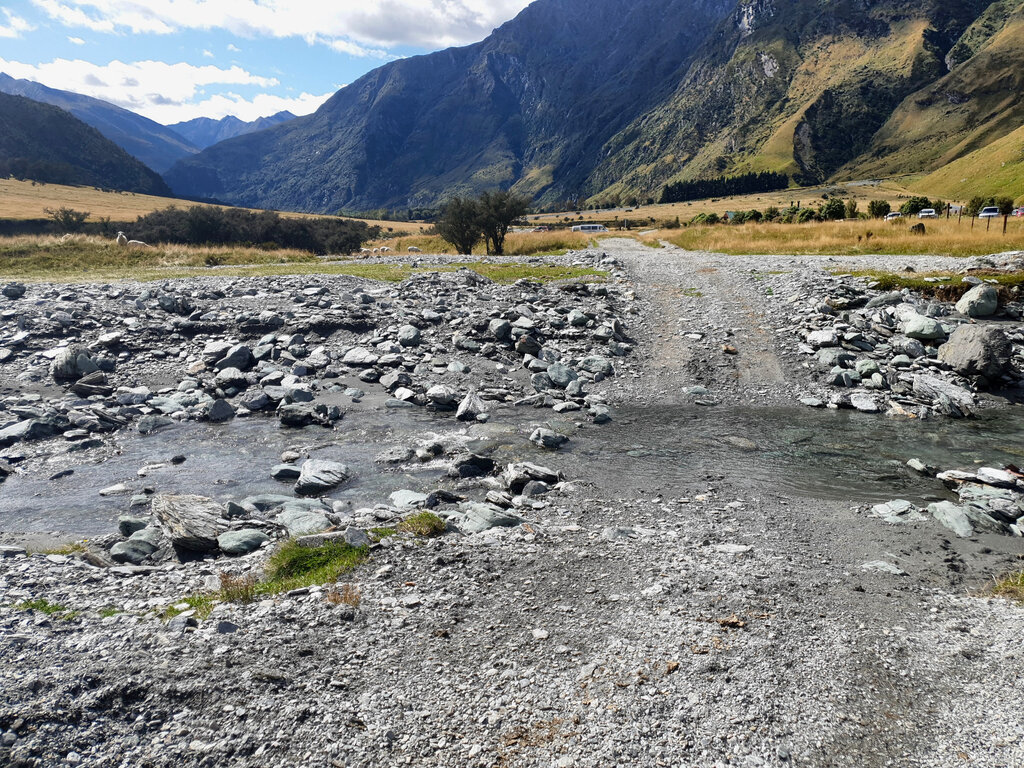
0 73 198 173
165 0 735 212
165 0 1020 212
0 93 174 196
169 111 296 150
592 0 993 199
841 0 1024 181
912 122 1024 202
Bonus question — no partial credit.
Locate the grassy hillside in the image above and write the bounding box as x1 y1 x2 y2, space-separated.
0 178 427 233
912 123 1024 203
842 1 1024 180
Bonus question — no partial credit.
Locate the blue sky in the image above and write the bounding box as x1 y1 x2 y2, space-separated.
0 1 532 125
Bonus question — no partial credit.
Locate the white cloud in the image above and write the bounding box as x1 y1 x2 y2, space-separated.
227 43 240 52
202 49 213 58
0 56 310 123
0 10 34 38
68 35 86 44
30 0 534 52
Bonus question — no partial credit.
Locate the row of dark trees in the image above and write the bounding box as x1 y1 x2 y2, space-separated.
40 205 379 254
659 171 790 204
436 190 531 255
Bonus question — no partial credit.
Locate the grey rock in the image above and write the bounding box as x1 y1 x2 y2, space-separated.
546 363 578 389
456 392 487 421
215 344 254 371
529 428 569 450
271 463 302 481
294 459 351 495
928 501 974 538
217 529 270 556
454 502 526 533
902 315 945 341
397 324 421 347
202 399 236 423
578 356 614 376
955 283 998 318
937 325 1012 381
117 516 149 536
275 506 333 536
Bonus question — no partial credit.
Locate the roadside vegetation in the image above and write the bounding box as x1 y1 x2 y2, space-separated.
835 269 1024 300
648 215 1024 257
389 229 595 256
0 234 605 283
992 571 1024 604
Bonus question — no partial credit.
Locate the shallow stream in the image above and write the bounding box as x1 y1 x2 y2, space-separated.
2 404 1023 536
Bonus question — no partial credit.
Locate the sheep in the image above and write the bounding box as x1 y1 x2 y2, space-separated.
372 247 380 254
116 231 128 246
379 246 392 253
407 246 422 253
127 239 150 249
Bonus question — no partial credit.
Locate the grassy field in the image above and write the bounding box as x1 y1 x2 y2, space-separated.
0 178 427 234
644 216 1024 256
385 229 596 256
0 235 605 283
531 178 924 226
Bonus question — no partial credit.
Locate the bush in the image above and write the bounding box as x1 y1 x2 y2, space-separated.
819 198 846 220
397 511 447 537
795 208 820 224
867 200 891 218
763 206 781 222
844 199 858 219
966 196 989 216
45 206 90 232
899 196 933 216
997 196 1015 216
690 212 720 225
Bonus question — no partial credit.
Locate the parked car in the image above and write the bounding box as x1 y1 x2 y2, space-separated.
917 208 938 218
979 206 1000 218
1013 207 1024 217
884 211 902 221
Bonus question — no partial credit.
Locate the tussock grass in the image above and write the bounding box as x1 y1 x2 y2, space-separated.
655 217 1024 256
16 597 71 615
992 571 1024 603
397 511 447 537
261 539 368 595
387 230 596 256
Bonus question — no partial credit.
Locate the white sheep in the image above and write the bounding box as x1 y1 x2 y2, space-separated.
116 231 128 246
407 246 422 253
127 239 150 249
380 246 392 253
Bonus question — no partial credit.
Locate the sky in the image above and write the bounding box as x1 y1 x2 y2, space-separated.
0 0 533 125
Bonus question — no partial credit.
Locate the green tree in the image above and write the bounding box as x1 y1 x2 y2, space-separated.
867 200 891 218
899 196 932 215
844 199 858 219
966 196 989 216
476 189 530 255
44 206 90 232
819 198 846 220
996 196 1015 216
436 196 482 255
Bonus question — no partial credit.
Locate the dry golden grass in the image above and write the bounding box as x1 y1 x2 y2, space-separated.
533 178 924 226
647 215 1024 256
386 229 596 256
0 177 425 232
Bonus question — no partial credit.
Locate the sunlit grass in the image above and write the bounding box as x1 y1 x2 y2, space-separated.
650 216 1024 256
386 230 596 256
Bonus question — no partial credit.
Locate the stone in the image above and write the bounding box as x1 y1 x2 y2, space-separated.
529 428 569 449
928 501 974 538
276 505 333 536
2 282 26 299
342 347 379 366
578 356 614 376
861 561 907 576
489 318 512 340
214 367 248 390
454 502 525 533
912 374 974 411
397 325 421 347
937 325 1012 381
152 494 228 552
426 385 458 408
117 516 149 536
294 459 351 495
0 545 27 558
902 315 945 341
215 344 254 371
271 464 302 481
50 347 99 381
456 392 487 421
849 393 879 413
138 415 174 434
202 399 236 423
806 329 838 348
390 490 428 508
955 283 998 318
110 537 158 565
546 363 578 389
217 529 270 556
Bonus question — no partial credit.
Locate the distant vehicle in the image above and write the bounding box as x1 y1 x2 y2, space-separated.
532 226 550 232
571 224 609 232
917 208 938 218
979 206 1000 218
884 212 902 221
1013 207 1024 217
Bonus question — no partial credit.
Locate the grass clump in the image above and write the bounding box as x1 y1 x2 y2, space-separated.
98 607 121 618
992 571 1024 603
161 594 216 621
369 527 398 542
260 539 368 595
326 583 362 607
16 598 71 616
840 269 1024 300
397 511 447 537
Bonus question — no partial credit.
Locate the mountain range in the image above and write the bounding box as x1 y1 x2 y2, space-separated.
0 92 172 196
162 0 1024 213
169 112 296 150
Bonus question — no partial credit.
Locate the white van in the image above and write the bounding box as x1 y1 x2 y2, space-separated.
571 224 609 232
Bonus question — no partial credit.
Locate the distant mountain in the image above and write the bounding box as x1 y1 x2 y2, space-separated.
0 73 198 173
169 111 297 150
165 0 1024 213
0 92 174 196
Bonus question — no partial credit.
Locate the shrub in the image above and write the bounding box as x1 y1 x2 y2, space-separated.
45 207 90 232
899 196 933 216
264 539 368 591
219 572 257 603
867 200 891 218
690 212 720 225
844 199 858 219
997 196 1015 216
763 206 781 222
795 207 819 224
819 198 846 220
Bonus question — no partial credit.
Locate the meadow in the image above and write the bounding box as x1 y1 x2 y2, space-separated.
0 234 604 283
385 229 595 256
643 215 1024 257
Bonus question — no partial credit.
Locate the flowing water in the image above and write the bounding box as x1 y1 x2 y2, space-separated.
2 403 1023 535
